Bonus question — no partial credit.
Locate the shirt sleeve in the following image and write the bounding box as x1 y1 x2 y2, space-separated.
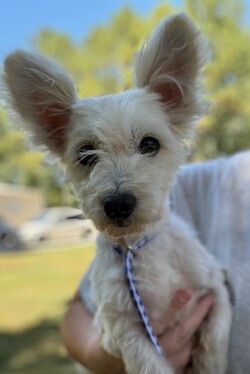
170 157 227 248
78 264 96 314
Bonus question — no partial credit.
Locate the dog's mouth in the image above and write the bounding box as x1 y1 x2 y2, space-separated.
102 216 148 238
111 218 129 228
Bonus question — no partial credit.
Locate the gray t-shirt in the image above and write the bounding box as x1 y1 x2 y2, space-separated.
79 151 250 374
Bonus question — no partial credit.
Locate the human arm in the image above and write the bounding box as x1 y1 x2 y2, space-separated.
61 289 213 374
61 291 124 373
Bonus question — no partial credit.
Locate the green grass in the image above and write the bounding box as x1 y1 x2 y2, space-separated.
0 244 95 374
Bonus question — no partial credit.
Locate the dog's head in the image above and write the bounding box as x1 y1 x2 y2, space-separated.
3 14 207 237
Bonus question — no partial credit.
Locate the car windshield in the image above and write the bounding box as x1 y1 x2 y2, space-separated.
30 212 50 222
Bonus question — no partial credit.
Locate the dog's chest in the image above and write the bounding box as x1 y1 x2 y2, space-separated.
132 248 185 318
92 224 217 335
93 239 186 316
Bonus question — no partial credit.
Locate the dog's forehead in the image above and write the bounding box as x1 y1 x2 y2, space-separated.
72 89 169 146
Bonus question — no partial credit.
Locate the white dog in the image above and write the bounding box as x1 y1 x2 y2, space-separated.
3 14 231 374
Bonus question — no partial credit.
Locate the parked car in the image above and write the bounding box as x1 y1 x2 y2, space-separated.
18 207 97 245
0 217 24 251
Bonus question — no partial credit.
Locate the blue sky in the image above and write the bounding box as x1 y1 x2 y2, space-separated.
1 0 249 63
0 0 182 62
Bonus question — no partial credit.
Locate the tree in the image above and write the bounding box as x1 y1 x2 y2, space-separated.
34 5 175 95
186 0 250 159
34 1 250 160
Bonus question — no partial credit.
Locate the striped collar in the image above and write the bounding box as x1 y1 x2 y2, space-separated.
112 231 164 357
112 230 159 255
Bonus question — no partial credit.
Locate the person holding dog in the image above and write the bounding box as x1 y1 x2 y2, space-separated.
62 151 250 373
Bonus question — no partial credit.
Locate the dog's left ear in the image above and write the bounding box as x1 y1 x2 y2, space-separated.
135 14 208 136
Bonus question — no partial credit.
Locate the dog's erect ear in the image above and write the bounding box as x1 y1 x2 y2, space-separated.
3 50 77 155
134 14 207 133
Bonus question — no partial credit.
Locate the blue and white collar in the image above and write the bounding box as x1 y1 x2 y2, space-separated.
112 233 157 255
112 233 164 357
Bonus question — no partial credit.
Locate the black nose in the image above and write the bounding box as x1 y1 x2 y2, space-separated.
103 192 136 221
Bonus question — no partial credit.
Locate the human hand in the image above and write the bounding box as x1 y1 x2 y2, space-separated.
61 290 213 374
157 290 214 374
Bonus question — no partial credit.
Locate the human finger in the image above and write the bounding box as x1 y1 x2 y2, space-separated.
168 337 195 372
153 289 192 334
160 293 214 356
167 289 193 319
176 294 214 346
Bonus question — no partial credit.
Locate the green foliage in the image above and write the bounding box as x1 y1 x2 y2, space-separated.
1 1 250 204
186 0 250 159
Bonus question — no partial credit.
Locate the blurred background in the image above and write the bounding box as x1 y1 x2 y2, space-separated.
0 0 250 373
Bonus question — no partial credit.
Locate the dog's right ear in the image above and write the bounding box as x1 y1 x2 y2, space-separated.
3 50 77 155
134 14 208 137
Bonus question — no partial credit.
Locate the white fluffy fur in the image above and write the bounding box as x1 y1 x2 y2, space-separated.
2 14 231 374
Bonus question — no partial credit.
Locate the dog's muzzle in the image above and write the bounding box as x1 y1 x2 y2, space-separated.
103 192 136 222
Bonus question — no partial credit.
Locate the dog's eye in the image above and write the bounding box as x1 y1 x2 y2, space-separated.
138 137 160 156
77 145 98 167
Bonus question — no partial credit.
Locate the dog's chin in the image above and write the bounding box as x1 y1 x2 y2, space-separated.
93 212 163 239
106 225 143 238
95 219 145 239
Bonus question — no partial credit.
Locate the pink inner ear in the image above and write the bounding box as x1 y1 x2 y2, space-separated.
39 104 71 148
154 81 183 108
